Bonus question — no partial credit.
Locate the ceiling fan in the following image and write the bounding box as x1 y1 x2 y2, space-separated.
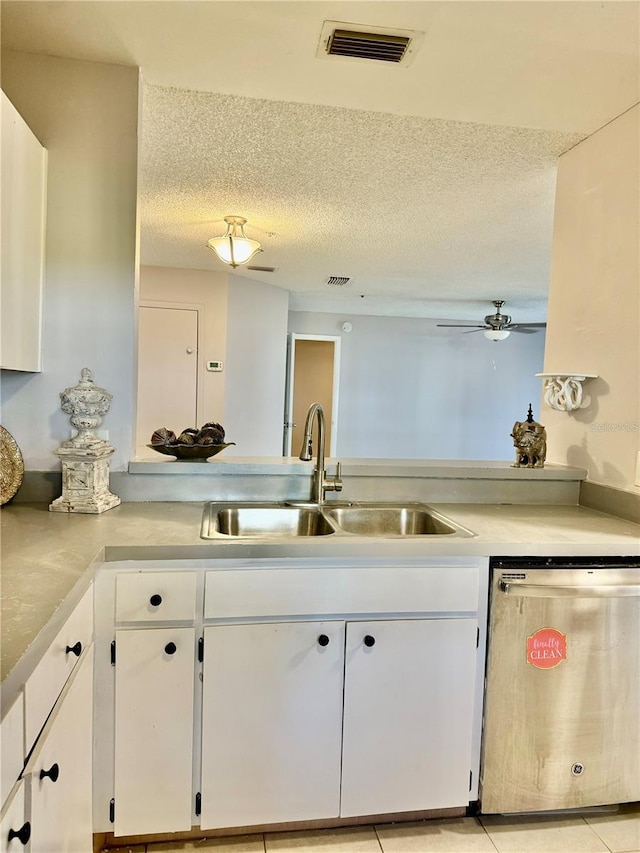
437 300 546 341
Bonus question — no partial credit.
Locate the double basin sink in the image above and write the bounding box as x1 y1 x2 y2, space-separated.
201 502 475 539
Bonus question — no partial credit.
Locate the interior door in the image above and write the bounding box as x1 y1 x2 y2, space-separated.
136 305 198 451
283 334 340 457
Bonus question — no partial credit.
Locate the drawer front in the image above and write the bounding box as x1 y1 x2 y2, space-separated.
24 586 93 750
115 572 197 623
205 563 481 619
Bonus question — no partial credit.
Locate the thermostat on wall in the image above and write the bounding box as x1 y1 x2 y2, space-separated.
207 360 224 372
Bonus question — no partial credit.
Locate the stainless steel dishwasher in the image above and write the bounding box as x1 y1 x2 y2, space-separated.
480 556 640 814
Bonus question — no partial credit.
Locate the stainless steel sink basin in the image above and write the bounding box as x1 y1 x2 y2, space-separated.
323 506 460 537
207 506 335 537
201 501 475 539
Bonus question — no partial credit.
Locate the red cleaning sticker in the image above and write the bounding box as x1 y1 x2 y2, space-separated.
526 627 567 669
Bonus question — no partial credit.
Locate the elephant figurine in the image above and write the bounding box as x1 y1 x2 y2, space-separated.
510 405 547 468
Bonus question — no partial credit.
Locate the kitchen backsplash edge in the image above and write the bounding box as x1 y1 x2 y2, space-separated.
10 467 585 507
579 480 640 525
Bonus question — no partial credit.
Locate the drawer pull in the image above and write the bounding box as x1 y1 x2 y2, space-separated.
8 822 31 845
363 635 376 647
164 642 177 656
40 763 59 783
150 594 163 607
65 641 82 657
317 634 330 647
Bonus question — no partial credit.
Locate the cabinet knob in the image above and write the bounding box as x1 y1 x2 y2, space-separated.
65 641 82 657
317 634 330 647
164 642 177 656
39 763 59 783
363 635 376 647
150 594 163 607
7 822 31 845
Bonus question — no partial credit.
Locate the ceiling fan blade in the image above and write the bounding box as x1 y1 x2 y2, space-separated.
507 323 547 329
509 327 540 334
436 324 486 328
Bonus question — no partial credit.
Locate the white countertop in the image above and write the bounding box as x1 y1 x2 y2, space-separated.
2 500 639 685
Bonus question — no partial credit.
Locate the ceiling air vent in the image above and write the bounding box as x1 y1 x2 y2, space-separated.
317 21 424 67
328 29 409 63
326 276 351 287
247 265 277 272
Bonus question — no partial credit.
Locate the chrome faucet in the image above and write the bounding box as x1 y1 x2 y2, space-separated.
298 402 342 505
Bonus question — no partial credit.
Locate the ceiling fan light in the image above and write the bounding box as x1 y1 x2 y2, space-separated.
207 216 262 268
484 329 511 341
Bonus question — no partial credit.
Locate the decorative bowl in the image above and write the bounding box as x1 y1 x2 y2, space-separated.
147 442 236 461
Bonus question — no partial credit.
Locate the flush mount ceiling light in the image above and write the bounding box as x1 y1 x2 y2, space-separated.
484 329 511 342
207 216 262 268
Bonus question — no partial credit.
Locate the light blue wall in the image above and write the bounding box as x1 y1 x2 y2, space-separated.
1 52 139 471
224 275 289 456
288 312 546 460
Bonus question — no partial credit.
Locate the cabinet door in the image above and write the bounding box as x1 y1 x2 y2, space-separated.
25 647 93 853
113 628 195 837
341 619 477 817
0 780 29 853
0 92 46 372
200 622 344 829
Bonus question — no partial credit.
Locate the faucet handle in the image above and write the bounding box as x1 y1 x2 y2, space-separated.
326 461 343 493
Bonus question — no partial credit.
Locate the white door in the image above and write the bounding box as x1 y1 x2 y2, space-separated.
136 305 199 450
26 648 94 853
340 619 478 817
200 621 344 828
283 334 340 456
113 628 195 836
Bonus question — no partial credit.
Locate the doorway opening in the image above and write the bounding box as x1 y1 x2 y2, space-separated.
283 334 341 457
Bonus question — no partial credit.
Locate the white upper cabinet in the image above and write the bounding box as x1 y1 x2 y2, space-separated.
1 91 47 372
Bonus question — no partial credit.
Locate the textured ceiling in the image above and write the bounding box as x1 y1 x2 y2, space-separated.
141 84 583 319
3 0 639 321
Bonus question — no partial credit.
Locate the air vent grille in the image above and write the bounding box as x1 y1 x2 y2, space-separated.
327 29 410 63
326 276 351 287
318 21 424 66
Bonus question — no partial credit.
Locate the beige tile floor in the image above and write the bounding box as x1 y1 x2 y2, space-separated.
107 804 640 853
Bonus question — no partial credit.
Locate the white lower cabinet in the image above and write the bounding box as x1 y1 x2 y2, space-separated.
341 618 478 816
200 621 345 828
0 780 28 853
200 616 479 826
113 627 195 836
96 558 487 837
24 647 93 853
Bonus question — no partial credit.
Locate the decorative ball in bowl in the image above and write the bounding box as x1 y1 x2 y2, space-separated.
147 424 235 461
